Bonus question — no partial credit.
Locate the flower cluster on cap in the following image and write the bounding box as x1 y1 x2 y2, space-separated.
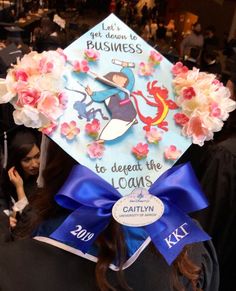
1 49 68 133
172 62 236 146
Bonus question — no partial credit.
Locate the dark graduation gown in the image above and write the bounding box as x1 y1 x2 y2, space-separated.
175 109 236 291
0 237 219 291
191 134 236 291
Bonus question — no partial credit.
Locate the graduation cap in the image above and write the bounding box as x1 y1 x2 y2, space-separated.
24 14 234 190
4 26 23 42
0 43 22 75
0 14 235 266
0 13 235 200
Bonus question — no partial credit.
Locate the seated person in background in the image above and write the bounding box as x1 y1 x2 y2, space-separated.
0 26 31 77
201 50 222 78
0 43 22 78
141 20 151 43
223 29 236 58
165 19 175 45
156 19 167 41
33 17 65 52
4 26 31 55
183 46 202 70
180 22 204 65
203 25 219 52
149 18 158 43
0 7 15 23
0 128 41 229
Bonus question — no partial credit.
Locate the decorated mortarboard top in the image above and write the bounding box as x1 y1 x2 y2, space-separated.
0 14 235 267
4 26 23 40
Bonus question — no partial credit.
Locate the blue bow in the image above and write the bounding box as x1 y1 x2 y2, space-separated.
50 163 210 265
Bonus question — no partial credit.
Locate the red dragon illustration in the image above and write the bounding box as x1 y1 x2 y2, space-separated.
131 80 178 131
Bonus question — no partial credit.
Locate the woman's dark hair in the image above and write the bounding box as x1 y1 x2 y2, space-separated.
6 129 40 176
0 128 41 203
14 138 202 291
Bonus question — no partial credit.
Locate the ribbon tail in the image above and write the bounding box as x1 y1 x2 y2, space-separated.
50 206 111 253
145 205 210 265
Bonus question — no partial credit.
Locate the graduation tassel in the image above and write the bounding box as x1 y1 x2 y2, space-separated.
3 131 8 169
37 134 49 188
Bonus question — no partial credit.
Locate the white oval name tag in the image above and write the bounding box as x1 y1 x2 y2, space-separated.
112 188 164 227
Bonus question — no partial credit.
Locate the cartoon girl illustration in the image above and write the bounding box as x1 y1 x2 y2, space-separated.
85 60 137 142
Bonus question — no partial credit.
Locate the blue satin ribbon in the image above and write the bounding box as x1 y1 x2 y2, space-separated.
50 163 210 265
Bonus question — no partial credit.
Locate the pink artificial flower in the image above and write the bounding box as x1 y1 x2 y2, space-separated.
84 49 100 62
210 102 221 118
14 70 28 82
56 48 68 62
41 122 58 135
13 105 50 128
174 113 189 126
164 145 182 160
138 62 154 77
37 91 64 121
171 62 188 76
58 92 68 109
212 79 223 87
73 60 89 73
14 51 39 76
87 141 105 159
16 88 40 107
13 80 29 94
40 50 67 77
39 57 54 74
145 128 162 144
132 143 149 160
85 119 100 138
148 51 163 66
61 121 80 140
182 115 211 146
182 87 196 100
